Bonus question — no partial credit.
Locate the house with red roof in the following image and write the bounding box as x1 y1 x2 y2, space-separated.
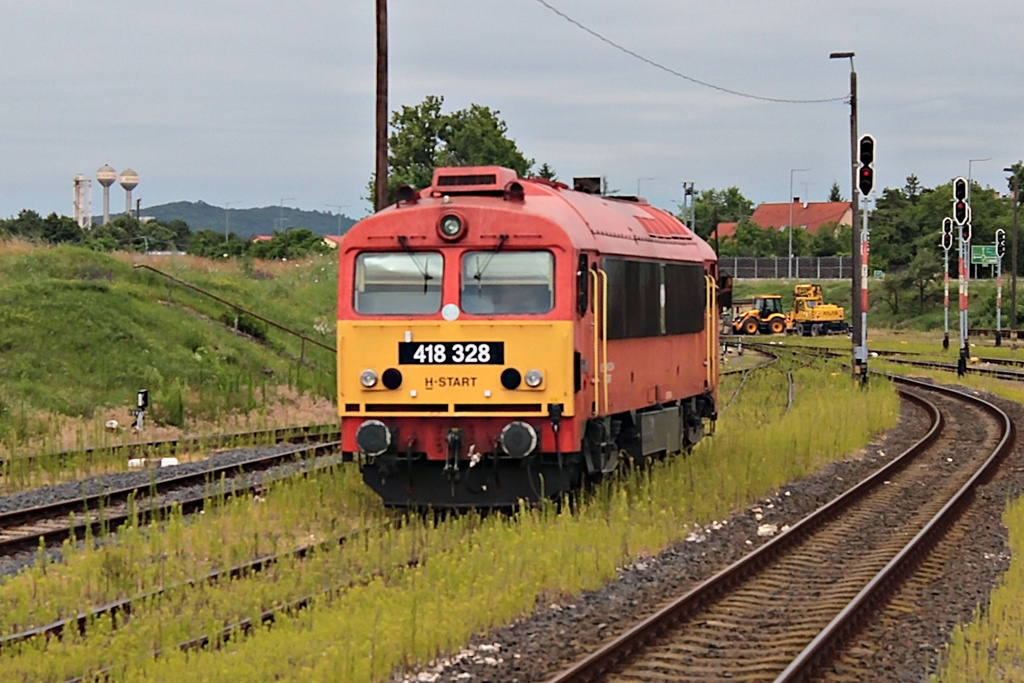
715 199 851 239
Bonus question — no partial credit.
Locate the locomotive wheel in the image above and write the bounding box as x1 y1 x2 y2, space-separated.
743 318 759 335
769 319 785 334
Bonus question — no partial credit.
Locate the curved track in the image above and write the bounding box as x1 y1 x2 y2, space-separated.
545 377 1015 682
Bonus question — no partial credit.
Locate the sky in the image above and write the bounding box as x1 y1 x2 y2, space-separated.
2 1 1022 224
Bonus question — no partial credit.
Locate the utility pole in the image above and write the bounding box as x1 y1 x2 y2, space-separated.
374 0 389 212
830 52 860 380
1005 167 1019 341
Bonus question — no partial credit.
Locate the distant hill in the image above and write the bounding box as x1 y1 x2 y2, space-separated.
99 201 358 238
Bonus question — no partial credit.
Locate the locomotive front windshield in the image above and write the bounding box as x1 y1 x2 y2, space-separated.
354 252 443 314
461 251 554 314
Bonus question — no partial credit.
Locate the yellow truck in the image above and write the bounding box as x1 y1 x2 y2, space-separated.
731 284 848 336
787 284 849 336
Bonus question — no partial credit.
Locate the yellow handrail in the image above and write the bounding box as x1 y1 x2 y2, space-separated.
705 274 718 389
590 268 601 415
598 268 609 413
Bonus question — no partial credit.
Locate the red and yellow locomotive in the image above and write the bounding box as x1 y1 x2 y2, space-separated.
337 166 726 507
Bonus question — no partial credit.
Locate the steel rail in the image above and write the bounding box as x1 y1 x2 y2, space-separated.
543 387 944 683
0 518 400 653
1 422 338 469
0 440 342 556
776 374 1015 680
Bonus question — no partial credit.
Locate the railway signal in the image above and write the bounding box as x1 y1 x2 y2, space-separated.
941 217 953 350
858 135 875 196
953 177 970 225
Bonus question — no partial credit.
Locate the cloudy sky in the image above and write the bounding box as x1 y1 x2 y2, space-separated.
2 1 1021 223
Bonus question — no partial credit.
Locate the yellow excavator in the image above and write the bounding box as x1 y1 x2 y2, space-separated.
731 294 788 335
732 284 849 336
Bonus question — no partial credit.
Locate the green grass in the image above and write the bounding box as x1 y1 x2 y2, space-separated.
0 354 900 681
0 243 338 456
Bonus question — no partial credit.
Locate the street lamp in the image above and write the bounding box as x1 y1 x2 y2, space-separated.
788 168 810 280
967 159 990 278
224 200 240 243
637 177 655 197
279 197 296 231
830 50 863 380
968 158 991 201
326 203 350 239
1005 167 1019 340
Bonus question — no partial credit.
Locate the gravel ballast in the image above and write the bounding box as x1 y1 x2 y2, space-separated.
392 384 1024 683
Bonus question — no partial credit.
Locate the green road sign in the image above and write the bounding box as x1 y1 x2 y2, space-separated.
971 244 999 266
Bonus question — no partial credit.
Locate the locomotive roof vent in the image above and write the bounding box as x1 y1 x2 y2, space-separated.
572 176 602 194
430 166 519 196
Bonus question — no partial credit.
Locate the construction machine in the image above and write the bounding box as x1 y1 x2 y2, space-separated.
731 294 789 335
787 283 849 336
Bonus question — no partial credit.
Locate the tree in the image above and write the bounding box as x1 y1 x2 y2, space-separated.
534 163 557 180
828 182 844 202
906 246 943 313
367 95 537 209
683 187 754 241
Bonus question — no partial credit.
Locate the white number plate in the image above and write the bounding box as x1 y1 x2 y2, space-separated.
398 342 504 365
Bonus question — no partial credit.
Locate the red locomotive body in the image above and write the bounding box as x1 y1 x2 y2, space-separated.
337 166 722 507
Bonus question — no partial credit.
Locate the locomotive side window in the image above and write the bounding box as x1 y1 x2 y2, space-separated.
354 252 443 314
664 263 706 334
604 258 705 339
461 251 554 314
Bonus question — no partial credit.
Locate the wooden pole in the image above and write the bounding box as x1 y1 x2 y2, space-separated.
374 0 389 212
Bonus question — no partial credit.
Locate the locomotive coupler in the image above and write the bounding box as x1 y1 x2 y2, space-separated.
444 428 463 482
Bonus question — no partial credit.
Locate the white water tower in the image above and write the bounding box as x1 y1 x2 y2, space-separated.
119 168 139 218
97 164 116 225
72 174 93 229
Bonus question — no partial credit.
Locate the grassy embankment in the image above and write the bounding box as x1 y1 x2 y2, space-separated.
0 354 899 681
0 242 338 487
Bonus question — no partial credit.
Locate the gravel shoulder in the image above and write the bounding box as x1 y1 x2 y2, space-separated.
392 382 1024 683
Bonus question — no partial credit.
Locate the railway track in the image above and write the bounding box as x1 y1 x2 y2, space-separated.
545 376 1015 682
1 422 339 470
741 339 1024 382
0 439 342 558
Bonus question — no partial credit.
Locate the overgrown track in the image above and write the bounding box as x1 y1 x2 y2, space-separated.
0 518 412 656
544 377 1015 682
0 440 342 557
2 422 339 470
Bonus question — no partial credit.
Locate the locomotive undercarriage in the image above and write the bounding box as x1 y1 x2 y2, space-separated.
358 391 716 508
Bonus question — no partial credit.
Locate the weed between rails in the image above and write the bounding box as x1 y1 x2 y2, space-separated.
0 357 900 681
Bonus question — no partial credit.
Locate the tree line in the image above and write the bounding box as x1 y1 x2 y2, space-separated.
0 211 332 260
686 168 1024 273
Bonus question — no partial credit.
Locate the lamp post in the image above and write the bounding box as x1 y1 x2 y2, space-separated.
1005 167 1020 341
830 50 862 381
637 177 655 197
224 200 240 243
968 159 990 279
788 167 810 280
279 197 296 231
326 203 350 240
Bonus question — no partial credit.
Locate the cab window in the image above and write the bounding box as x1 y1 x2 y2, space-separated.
461 251 554 314
354 252 443 314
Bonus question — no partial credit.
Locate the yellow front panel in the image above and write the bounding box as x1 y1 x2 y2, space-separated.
338 321 575 416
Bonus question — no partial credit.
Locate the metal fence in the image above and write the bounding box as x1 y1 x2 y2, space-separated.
720 256 853 280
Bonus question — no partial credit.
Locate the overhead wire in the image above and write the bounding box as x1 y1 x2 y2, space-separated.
532 0 849 105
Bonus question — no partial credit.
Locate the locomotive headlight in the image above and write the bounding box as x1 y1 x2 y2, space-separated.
359 369 378 388
438 214 464 240
524 369 544 388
